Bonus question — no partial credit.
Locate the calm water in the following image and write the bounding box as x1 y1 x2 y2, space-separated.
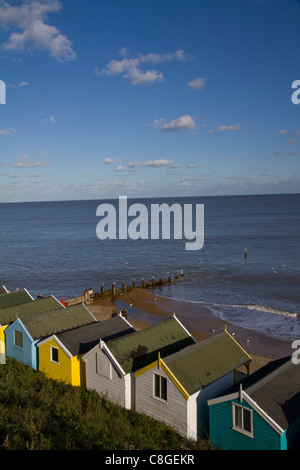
0 194 300 341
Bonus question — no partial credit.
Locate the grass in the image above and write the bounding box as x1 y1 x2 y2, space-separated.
0 357 214 450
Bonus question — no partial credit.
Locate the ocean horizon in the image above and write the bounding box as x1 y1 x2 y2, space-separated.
2 191 300 204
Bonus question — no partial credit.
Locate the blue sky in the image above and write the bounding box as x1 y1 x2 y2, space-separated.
1 0 300 202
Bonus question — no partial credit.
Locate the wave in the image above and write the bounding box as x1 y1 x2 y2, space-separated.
235 304 299 318
162 294 299 319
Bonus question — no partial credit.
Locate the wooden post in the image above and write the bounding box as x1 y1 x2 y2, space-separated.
133 279 136 288
152 276 155 286
142 278 146 288
101 284 105 295
112 283 116 296
122 282 126 292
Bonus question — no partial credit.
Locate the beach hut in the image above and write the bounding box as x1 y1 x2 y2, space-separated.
82 314 195 410
0 295 64 364
0 288 34 308
5 303 97 370
37 314 135 387
0 326 6 364
0 288 35 363
207 356 300 450
134 328 252 440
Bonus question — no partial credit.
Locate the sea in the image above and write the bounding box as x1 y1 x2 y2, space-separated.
1 193 300 342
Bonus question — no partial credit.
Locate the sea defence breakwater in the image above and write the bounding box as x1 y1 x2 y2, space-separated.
65 270 185 308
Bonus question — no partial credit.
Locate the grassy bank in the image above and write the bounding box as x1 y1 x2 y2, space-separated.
0 358 214 450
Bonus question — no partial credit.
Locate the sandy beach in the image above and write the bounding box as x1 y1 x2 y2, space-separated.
86 286 293 373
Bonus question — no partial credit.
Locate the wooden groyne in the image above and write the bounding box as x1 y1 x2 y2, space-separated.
65 270 184 307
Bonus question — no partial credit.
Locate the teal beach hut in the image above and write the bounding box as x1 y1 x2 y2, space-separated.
208 357 300 450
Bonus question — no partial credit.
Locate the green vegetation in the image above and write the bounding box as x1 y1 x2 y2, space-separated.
0 358 213 450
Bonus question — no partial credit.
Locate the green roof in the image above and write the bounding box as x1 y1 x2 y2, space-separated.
164 330 252 395
22 304 96 340
0 296 63 326
106 316 195 374
0 289 33 309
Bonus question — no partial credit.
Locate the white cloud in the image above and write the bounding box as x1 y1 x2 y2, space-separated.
217 124 241 132
278 129 288 135
141 159 175 167
103 158 120 165
1 154 50 168
0 0 76 62
93 66 102 76
160 115 196 132
0 127 17 135
115 159 180 172
14 154 45 168
151 118 165 129
188 77 206 90
208 123 241 133
139 49 189 64
123 67 164 86
8 81 30 87
44 114 56 123
115 165 126 172
9 172 44 178
103 57 140 76
115 164 139 172
101 49 190 86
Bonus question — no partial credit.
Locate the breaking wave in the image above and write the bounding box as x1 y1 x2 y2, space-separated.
226 303 299 319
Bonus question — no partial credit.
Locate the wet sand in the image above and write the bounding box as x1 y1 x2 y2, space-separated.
87 287 293 373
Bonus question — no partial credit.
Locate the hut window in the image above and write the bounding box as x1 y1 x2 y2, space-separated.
14 330 23 348
153 374 167 401
51 346 59 364
96 352 111 379
232 403 253 437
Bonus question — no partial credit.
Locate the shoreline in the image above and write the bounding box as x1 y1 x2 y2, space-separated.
87 287 293 373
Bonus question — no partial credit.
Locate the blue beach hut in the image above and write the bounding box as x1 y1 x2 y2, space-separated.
207 357 300 450
5 304 97 369
0 295 64 364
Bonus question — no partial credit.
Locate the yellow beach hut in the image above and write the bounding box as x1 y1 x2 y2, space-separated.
0 325 7 364
0 295 64 364
37 314 135 387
